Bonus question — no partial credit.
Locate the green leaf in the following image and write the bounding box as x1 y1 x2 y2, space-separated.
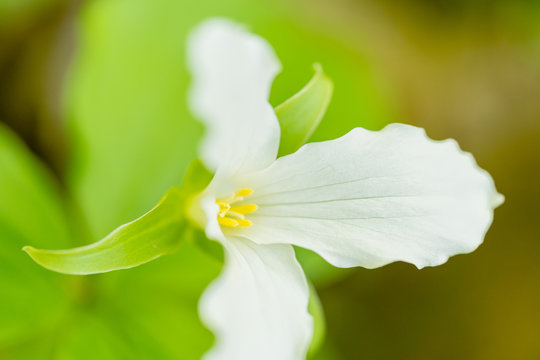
66 0 204 241
276 63 333 157
0 125 70 250
295 246 351 287
99 243 220 359
23 187 186 275
0 123 70 347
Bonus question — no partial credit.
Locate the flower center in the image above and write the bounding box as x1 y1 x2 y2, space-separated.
216 188 258 228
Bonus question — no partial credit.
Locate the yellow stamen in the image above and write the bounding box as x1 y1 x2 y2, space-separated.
230 204 258 214
216 188 257 228
225 211 246 220
236 219 252 227
216 201 231 216
217 217 239 227
235 188 253 197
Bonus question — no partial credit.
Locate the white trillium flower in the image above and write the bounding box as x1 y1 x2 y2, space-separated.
187 18 503 360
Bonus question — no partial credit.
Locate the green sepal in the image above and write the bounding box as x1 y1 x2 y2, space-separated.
23 187 186 275
276 63 333 157
186 226 224 264
181 158 213 196
181 159 225 263
307 280 326 357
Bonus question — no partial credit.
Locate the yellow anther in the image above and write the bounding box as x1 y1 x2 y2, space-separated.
216 188 256 228
235 188 253 197
217 217 239 227
236 219 252 227
230 204 258 214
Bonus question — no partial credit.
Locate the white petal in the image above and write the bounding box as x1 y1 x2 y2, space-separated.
188 18 281 173
234 124 503 269
199 239 313 360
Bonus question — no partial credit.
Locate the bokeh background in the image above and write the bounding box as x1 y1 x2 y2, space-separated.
1 0 539 359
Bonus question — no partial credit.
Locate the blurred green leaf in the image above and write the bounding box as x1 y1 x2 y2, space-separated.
0 123 69 347
65 0 203 241
295 247 351 287
53 310 137 360
19 240 222 360
0 125 70 250
24 187 186 275
97 240 222 359
276 63 333 157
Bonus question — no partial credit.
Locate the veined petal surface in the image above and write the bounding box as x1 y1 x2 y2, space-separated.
188 18 281 173
236 124 503 269
199 238 312 360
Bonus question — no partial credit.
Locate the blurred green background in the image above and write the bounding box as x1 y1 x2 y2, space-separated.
0 0 538 359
